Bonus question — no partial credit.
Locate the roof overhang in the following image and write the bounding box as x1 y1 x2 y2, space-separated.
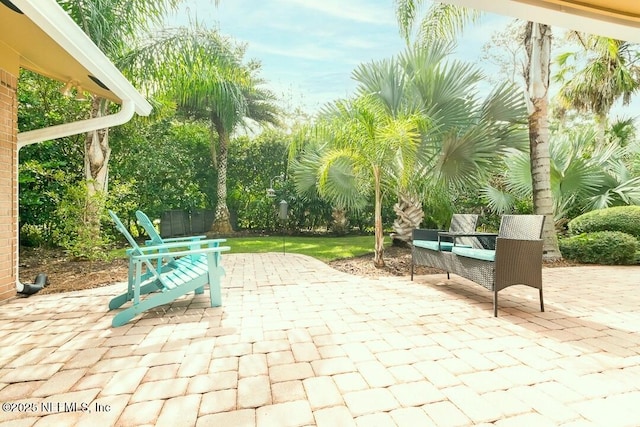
0 0 152 116
437 0 640 43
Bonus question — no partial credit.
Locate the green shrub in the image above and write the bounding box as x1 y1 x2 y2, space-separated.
559 231 638 265
568 206 640 238
53 183 110 261
19 224 46 247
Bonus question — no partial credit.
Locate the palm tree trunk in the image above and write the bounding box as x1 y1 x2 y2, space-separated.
595 112 608 146
392 192 424 245
525 22 561 261
331 207 349 235
210 120 233 234
84 96 110 238
373 167 385 268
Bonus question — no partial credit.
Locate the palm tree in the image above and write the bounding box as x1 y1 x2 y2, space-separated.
395 1 562 260
58 0 183 237
555 35 640 144
123 26 280 233
292 95 422 267
484 126 640 222
352 44 528 243
524 22 561 259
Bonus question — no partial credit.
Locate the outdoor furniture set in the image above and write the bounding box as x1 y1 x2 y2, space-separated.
106 208 543 326
411 214 545 316
107 210 229 327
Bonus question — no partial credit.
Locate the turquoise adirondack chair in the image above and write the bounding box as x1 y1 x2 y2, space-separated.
108 210 230 327
135 209 225 275
136 209 216 246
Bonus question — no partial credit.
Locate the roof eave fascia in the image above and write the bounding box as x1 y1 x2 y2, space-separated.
12 0 152 116
437 0 640 44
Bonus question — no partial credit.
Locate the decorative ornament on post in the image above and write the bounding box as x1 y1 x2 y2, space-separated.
279 199 288 254
266 174 285 198
266 174 288 254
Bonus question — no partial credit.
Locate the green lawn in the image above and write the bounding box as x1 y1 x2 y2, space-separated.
225 235 384 262
109 234 384 262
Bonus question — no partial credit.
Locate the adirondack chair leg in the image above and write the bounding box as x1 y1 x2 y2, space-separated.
109 280 163 310
195 286 205 295
127 258 134 294
109 293 130 310
112 278 208 327
207 252 224 307
134 261 143 304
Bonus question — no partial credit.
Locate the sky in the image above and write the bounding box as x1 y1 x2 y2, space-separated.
167 0 410 114
165 0 637 119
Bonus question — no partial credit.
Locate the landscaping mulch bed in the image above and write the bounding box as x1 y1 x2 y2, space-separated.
18 245 580 295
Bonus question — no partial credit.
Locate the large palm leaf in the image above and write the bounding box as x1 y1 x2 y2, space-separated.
394 0 481 45
484 127 640 219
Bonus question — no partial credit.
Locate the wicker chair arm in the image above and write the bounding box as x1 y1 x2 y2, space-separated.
412 229 445 242
494 238 543 292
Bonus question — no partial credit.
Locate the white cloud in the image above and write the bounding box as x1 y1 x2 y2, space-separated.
277 0 395 26
249 42 347 62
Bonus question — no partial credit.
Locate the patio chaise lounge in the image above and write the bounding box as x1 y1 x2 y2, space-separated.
108 210 230 327
411 214 545 316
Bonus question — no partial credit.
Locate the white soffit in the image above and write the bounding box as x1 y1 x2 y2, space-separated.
438 0 640 43
3 0 151 116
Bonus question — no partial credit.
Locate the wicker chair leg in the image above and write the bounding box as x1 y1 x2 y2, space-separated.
411 253 414 281
539 288 544 312
493 290 498 317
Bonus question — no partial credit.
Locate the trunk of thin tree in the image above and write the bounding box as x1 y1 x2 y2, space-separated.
84 96 110 238
595 112 608 146
373 167 385 268
392 192 424 245
331 207 349 235
524 22 562 261
210 118 233 234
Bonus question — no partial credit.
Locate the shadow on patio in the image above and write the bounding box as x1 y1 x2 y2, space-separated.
1 253 639 426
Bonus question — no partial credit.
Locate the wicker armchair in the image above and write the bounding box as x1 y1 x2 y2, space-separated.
411 213 479 280
412 214 545 316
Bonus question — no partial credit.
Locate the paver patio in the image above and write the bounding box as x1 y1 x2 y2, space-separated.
0 253 639 426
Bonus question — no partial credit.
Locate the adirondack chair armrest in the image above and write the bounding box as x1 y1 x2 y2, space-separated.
132 245 230 261
136 239 227 253
144 235 210 245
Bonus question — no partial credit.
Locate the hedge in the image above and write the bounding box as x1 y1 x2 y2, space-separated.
568 206 640 238
559 231 639 265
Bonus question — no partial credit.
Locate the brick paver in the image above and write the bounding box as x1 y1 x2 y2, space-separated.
0 254 638 426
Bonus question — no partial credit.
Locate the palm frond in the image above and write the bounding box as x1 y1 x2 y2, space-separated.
395 0 420 42
482 185 517 214
416 4 481 45
504 152 533 197
317 149 370 211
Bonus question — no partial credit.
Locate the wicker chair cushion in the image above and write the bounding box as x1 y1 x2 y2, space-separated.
413 240 472 252
451 246 496 262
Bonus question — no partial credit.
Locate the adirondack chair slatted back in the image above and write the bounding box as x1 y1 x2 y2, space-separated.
136 210 164 245
109 210 165 283
109 210 144 254
136 211 221 264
